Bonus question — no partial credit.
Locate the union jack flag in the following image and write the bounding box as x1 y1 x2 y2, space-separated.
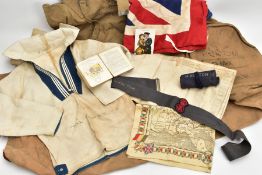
123 0 208 54
125 0 191 34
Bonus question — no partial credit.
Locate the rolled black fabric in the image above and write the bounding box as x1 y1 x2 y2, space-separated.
111 76 251 161
180 70 220 89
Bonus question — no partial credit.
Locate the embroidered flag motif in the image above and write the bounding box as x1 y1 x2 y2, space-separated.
133 134 148 142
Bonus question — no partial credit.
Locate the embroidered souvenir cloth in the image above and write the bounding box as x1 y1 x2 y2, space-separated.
128 104 215 172
1 24 136 174
123 0 208 53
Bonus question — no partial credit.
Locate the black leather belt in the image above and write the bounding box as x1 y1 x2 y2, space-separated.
111 76 251 161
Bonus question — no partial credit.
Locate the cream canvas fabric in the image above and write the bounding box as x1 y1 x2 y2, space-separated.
1 24 136 174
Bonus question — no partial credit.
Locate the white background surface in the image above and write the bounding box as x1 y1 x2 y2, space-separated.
0 0 261 175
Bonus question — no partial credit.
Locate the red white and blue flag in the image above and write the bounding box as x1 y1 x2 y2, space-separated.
123 0 208 54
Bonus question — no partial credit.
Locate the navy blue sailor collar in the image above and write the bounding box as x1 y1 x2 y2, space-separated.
33 47 82 101
3 24 82 101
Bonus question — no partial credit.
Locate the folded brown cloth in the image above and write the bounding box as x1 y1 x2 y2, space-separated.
222 102 262 131
0 73 9 80
43 0 126 43
116 0 129 16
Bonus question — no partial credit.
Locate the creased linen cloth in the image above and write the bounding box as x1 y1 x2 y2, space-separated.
0 24 136 175
43 0 126 43
186 19 262 121
123 0 208 53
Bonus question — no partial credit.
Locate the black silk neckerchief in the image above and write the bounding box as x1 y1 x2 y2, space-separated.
111 76 251 161
180 70 220 89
